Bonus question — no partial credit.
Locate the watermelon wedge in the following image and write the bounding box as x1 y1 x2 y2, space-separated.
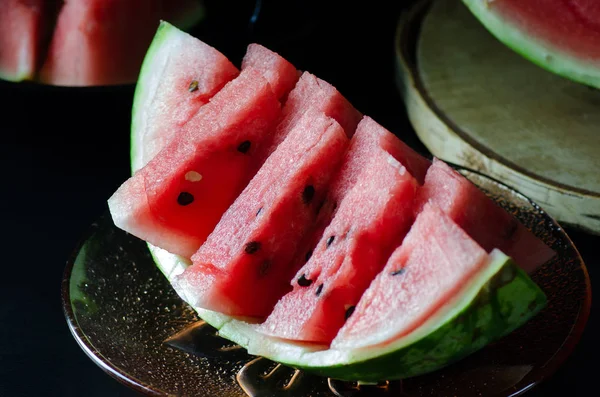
416 159 555 273
0 0 53 82
173 110 349 317
109 66 287 258
461 0 600 88
333 202 488 348
259 150 418 343
242 44 300 102
131 21 239 173
260 71 363 157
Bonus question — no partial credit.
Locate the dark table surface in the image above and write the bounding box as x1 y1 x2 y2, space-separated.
0 1 596 396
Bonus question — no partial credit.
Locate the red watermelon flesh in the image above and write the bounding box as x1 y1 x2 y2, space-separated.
133 23 239 171
490 0 600 65
416 158 555 273
259 151 418 343
262 72 363 155
38 0 164 86
172 111 349 317
108 67 283 258
242 44 299 102
289 116 431 283
0 0 52 81
332 202 488 349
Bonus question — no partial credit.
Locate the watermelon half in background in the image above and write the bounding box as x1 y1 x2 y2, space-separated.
0 0 206 86
461 0 600 88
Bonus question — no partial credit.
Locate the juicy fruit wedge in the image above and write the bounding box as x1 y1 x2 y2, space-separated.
242 44 300 102
0 0 52 82
417 159 555 273
259 151 418 343
260 71 362 158
461 0 600 88
152 244 546 381
333 202 487 348
109 67 283 258
131 21 239 173
172 111 349 317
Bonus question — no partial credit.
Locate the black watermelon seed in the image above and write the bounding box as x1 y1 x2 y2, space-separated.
237 140 251 154
315 199 325 215
390 268 406 276
315 283 324 296
297 274 313 287
256 207 263 216
177 192 194 206
188 80 199 92
259 260 272 276
305 250 313 262
302 185 315 205
345 305 355 320
244 241 261 254
326 235 335 247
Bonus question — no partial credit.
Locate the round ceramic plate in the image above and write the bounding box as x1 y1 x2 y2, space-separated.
62 166 591 397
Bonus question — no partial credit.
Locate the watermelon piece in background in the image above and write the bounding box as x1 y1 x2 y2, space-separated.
0 0 53 82
173 111 349 317
242 43 299 102
39 0 164 86
462 0 600 89
332 202 489 349
130 21 239 173
108 67 283 258
37 0 207 87
417 158 555 273
260 150 418 343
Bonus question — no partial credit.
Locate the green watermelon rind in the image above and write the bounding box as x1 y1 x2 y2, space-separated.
461 0 600 89
130 21 178 175
149 244 547 381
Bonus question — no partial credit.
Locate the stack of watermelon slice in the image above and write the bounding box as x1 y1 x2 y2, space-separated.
107 22 553 381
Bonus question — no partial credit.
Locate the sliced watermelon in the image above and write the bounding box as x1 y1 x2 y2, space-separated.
416 159 555 273
109 66 286 258
0 0 52 82
287 116 431 286
260 150 418 343
172 110 349 317
462 0 600 88
130 21 239 173
333 202 488 348
241 43 300 102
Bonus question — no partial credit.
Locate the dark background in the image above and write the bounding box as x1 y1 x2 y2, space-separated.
0 0 596 396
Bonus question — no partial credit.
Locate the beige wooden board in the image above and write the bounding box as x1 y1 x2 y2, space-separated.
395 0 600 234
